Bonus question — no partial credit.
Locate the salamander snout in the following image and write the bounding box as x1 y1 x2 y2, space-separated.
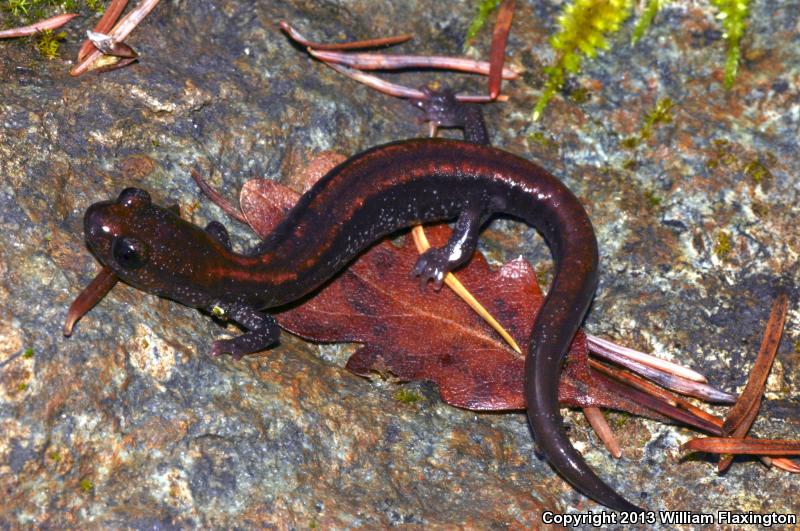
83 188 154 270
83 200 114 247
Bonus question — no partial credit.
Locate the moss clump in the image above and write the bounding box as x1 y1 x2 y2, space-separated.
710 0 749 89
464 0 501 47
528 130 557 150
643 189 661 207
706 139 775 187
611 411 630 428
533 0 633 121
714 231 733 259
631 0 668 45
743 159 771 184
640 97 673 138
568 86 591 103
22 347 34 358
79 478 94 492
5 0 31 16
621 97 674 149
35 29 66 59
394 388 422 405
86 0 104 13
2 1 105 31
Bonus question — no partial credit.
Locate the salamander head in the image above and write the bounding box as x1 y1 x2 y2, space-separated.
83 187 218 307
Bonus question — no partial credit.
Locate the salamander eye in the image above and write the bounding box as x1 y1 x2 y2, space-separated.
117 188 151 208
112 236 149 270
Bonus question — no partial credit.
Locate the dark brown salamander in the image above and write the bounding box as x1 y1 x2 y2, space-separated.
73 98 642 512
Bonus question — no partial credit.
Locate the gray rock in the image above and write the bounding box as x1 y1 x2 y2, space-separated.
1 0 798 527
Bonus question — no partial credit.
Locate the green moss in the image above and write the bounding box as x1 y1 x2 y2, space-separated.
706 140 775 186
794 341 800 354
621 136 640 149
5 0 31 16
79 478 94 492
58 0 78 12
640 97 673 139
17 382 28 391
568 86 591 103
643 189 661 207
464 0 501 48
714 231 732 259
533 0 634 121
743 159 771 184
22 347 34 358
710 0 749 89
528 130 557 150
394 388 422 405
35 29 66 59
621 97 673 150
49 451 61 462
631 0 667 45
2 1 104 31
612 411 630 428
86 0 104 13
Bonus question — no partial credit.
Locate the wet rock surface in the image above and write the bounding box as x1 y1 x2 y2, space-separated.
1 0 798 527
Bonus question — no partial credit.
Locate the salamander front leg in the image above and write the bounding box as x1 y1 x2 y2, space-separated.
414 88 489 145
208 303 280 359
412 205 487 290
205 221 232 250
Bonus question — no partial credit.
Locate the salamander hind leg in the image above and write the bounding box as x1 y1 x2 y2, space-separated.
207 303 280 359
412 205 487 290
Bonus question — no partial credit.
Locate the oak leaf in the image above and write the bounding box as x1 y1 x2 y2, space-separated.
240 179 663 416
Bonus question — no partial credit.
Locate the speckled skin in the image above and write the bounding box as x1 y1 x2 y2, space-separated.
81 137 640 512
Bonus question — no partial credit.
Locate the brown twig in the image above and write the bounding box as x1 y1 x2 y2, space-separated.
279 20 412 50
77 0 129 61
772 457 800 473
718 292 789 471
587 334 707 383
320 62 507 103
0 13 78 39
583 406 622 458
190 168 249 224
592 370 723 435
589 359 722 427
683 438 800 456
308 49 518 79
71 0 160 76
722 293 788 433
588 339 733 403
488 0 515 99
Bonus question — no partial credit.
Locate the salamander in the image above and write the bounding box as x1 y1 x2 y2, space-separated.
72 94 642 512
